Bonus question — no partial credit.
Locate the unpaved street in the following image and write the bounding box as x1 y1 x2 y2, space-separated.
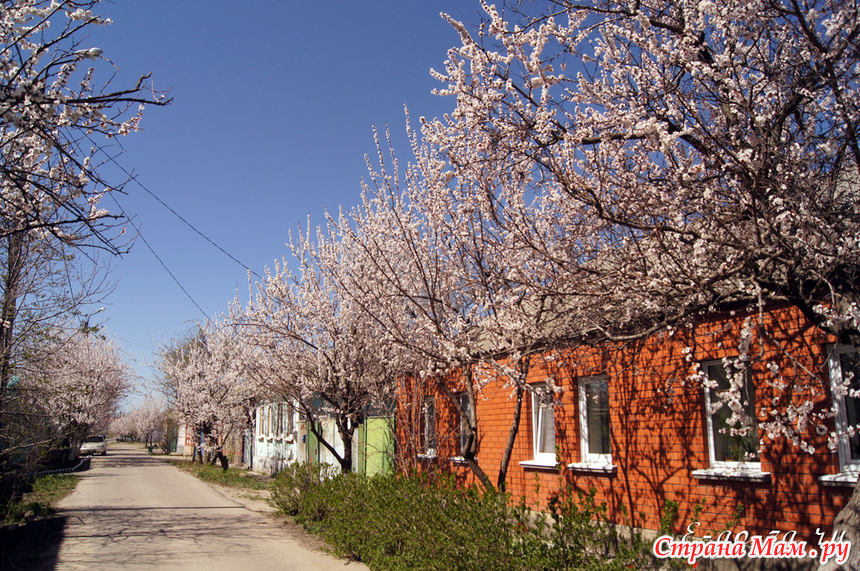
14 443 366 570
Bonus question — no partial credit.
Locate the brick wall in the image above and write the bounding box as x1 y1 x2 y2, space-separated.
396 304 853 537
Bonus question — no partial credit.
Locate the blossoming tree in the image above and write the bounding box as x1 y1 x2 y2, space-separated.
418 0 859 562
0 0 168 450
234 228 399 474
158 319 255 470
25 330 131 461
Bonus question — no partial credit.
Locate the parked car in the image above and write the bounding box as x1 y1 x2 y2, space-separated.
81 435 107 456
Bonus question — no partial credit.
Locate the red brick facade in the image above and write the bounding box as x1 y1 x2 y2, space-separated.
396 304 854 538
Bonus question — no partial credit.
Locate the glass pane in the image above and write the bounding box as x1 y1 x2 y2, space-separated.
424 398 436 452
537 394 555 454
586 379 611 456
708 365 759 462
459 394 471 454
840 352 860 459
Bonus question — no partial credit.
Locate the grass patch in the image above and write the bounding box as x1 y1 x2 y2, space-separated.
169 460 270 490
2 474 79 525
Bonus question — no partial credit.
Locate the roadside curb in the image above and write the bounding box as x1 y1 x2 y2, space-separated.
30 456 91 477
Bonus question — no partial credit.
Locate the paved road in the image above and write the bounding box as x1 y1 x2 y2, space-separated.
20 443 367 570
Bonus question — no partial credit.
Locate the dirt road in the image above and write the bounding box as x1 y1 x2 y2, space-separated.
10 443 367 571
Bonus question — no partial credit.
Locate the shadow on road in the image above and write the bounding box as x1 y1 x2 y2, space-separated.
1 444 169 570
0 516 67 571
95 447 173 469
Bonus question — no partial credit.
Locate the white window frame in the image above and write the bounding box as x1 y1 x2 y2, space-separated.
274 403 283 437
578 375 612 466
259 405 269 438
829 345 860 478
703 360 760 467
458 392 472 456
422 396 436 458
285 402 295 435
268 405 276 438
520 382 556 468
693 360 769 482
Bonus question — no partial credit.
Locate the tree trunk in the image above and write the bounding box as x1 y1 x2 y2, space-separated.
497 356 531 493
438 370 494 491
0 232 23 401
819 478 860 570
497 384 524 493
212 450 229 471
306 415 353 473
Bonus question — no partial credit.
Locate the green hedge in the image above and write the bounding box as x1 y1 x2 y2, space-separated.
270 463 661 570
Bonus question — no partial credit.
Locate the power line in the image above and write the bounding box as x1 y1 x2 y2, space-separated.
88 134 263 280
106 193 212 323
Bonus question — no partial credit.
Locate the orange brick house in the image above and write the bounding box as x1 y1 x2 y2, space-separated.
396 302 858 538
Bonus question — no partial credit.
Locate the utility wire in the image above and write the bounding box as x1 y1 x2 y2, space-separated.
106 193 212 323
88 134 263 280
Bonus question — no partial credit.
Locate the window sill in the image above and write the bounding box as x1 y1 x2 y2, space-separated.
567 462 617 475
417 453 437 461
519 459 559 471
819 471 859 486
692 467 771 483
449 456 476 465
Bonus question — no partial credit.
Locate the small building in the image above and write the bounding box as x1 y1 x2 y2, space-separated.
398 303 856 539
252 399 394 476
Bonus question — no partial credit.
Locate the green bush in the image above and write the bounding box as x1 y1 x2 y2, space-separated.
268 461 339 516
269 464 663 570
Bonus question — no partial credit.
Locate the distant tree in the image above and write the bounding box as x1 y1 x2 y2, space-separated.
233 229 398 474
108 412 136 441
24 330 131 462
130 396 168 447
158 319 255 470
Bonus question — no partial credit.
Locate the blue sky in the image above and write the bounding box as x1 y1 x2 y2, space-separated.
79 1 476 404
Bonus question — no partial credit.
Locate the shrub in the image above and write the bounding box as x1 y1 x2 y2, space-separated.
270 464 662 570
268 461 338 516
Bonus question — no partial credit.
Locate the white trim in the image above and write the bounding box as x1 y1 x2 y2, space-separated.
568 462 616 474
519 458 558 470
423 396 436 458
819 470 859 486
692 467 771 482
701 360 762 471
457 392 472 456
530 383 556 465
579 375 612 466
830 344 860 473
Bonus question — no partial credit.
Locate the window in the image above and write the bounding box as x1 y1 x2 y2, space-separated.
274 403 283 437
458 392 472 456
284 402 295 435
579 376 611 465
259 405 269 437
702 361 759 466
830 345 860 475
531 383 556 463
423 396 436 457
